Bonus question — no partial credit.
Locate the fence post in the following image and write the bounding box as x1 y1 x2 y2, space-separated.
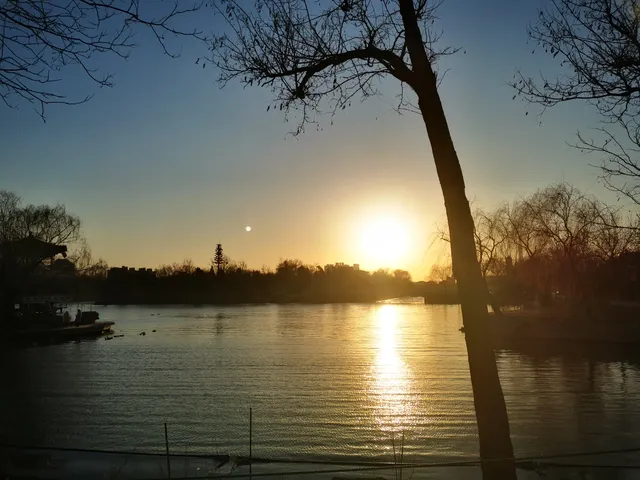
164 422 171 479
249 407 253 480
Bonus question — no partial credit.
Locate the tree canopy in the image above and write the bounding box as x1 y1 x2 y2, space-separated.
0 190 81 246
208 0 456 133
512 0 640 204
0 0 208 119
443 183 640 301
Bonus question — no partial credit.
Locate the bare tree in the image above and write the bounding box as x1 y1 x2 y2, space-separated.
490 183 640 302
428 262 452 282
0 190 86 320
0 190 81 246
0 0 208 119
435 184 640 303
524 185 596 259
511 0 640 204
156 259 199 277
590 201 640 260
474 207 510 279
504 201 548 262
0 190 21 243
520 184 601 300
438 207 510 314
437 207 510 278
67 238 109 277
208 1 516 477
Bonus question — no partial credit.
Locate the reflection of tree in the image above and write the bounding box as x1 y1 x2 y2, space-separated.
214 312 225 336
514 353 627 455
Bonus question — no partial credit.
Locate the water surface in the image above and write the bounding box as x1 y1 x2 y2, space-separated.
2 302 640 465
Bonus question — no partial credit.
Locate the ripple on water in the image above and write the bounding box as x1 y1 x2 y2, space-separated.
2 303 640 465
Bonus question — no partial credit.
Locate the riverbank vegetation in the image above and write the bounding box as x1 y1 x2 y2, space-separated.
481 183 637 305
431 183 640 306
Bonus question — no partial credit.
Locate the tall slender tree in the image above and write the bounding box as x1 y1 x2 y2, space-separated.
208 1 516 477
214 243 225 274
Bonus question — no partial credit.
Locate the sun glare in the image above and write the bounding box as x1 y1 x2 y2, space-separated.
359 217 410 268
369 305 415 432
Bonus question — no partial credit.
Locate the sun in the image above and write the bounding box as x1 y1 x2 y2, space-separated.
359 217 410 268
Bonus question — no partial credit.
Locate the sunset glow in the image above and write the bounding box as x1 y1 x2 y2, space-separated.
370 305 414 432
359 216 411 269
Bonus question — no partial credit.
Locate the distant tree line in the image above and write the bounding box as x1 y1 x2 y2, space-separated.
5 184 640 308
101 257 417 305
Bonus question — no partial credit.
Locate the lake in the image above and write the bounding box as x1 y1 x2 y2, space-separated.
2 301 640 471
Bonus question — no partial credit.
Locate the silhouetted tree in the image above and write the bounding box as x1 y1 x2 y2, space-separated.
0 190 84 319
214 244 225 274
512 0 640 205
276 258 306 275
438 207 510 279
157 259 197 277
474 208 511 279
0 0 208 119
67 238 108 277
393 269 412 282
226 259 249 275
591 204 640 262
207 3 519 474
0 190 81 245
447 183 640 303
429 263 453 283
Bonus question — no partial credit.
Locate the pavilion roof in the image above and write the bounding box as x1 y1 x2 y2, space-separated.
1 234 67 260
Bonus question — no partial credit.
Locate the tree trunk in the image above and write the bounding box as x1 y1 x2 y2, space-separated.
396 3 516 478
418 81 517 480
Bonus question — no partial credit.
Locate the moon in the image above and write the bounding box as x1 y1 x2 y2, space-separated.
245 226 252 232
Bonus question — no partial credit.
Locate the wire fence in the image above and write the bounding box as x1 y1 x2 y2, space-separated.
3 442 640 480
3 411 640 480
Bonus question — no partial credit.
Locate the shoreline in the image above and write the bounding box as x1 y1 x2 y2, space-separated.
92 297 429 307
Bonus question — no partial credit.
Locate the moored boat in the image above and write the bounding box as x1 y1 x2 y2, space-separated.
7 296 114 344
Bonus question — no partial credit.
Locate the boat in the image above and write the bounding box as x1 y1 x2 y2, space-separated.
7 296 114 344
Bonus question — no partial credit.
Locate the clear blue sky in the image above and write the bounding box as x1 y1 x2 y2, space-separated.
0 0 618 279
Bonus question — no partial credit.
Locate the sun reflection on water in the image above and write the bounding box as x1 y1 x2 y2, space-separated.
369 305 416 433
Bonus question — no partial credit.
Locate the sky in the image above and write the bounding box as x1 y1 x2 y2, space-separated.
0 0 624 280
